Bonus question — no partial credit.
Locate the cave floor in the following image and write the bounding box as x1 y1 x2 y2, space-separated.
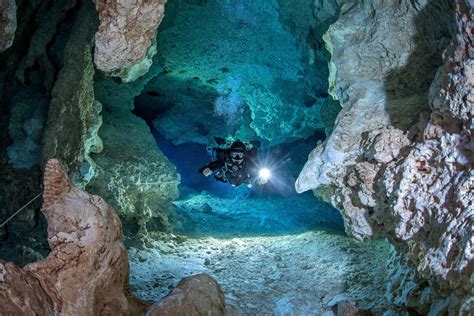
129 192 393 315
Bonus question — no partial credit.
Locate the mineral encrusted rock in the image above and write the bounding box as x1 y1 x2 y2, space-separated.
94 0 166 82
0 0 16 52
0 159 147 315
146 274 225 316
1 160 226 315
41 1 103 188
88 73 180 237
297 0 472 314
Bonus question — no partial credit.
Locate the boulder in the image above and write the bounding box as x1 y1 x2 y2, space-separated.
146 273 225 316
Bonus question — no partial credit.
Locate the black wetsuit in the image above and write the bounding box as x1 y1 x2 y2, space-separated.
199 145 258 186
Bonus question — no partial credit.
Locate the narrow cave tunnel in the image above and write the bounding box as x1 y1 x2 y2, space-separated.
1 0 471 315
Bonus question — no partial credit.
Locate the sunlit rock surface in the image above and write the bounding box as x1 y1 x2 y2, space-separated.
135 0 339 145
88 72 180 237
94 0 166 82
297 0 472 313
0 159 148 315
41 1 103 188
0 0 16 52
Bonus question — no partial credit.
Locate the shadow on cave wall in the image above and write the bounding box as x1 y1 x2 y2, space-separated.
383 0 456 135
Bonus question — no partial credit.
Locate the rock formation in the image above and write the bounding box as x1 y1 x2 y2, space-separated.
88 72 180 238
0 159 148 314
41 0 103 188
1 160 223 315
297 0 472 314
146 274 226 316
94 0 167 82
0 0 16 52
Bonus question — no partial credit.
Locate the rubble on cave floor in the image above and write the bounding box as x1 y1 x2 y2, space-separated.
128 192 394 315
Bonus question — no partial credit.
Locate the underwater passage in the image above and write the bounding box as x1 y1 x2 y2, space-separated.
0 0 472 315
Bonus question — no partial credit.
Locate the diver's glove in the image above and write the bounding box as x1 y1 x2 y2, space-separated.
257 177 268 185
202 168 212 177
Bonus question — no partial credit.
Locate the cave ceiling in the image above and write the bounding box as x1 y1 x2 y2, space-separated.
135 0 334 145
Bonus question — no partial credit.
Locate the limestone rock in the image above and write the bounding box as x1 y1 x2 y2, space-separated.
88 104 180 237
0 0 16 52
297 0 472 313
0 159 148 315
94 0 166 82
146 273 225 316
88 73 180 237
41 1 103 188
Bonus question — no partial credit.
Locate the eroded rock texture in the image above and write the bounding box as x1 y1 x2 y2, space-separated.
0 159 148 315
146 274 225 316
0 0 16 52
41 0 103 188
94 0 167 82
88 72 180 238
297 0 472 314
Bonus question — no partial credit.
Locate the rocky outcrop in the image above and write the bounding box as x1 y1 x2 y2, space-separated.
0 159 148 315
41 1 103 188
94 0 167 82
0 0 16 52
88 72 180 238
1 160 224 314
297 0 472 314
146 274 225 316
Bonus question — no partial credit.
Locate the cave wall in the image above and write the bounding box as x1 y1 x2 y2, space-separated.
0 0 85 251
297 0 472 314
87 71 181 238
41 0 102 188
0 0 181 243
0 0 16 53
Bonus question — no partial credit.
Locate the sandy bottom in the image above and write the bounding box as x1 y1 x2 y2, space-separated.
129 192 393 315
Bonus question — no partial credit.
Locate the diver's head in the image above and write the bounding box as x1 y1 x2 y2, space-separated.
230 141 246 164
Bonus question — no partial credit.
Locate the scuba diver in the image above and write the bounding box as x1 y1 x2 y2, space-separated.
198 138 269 187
